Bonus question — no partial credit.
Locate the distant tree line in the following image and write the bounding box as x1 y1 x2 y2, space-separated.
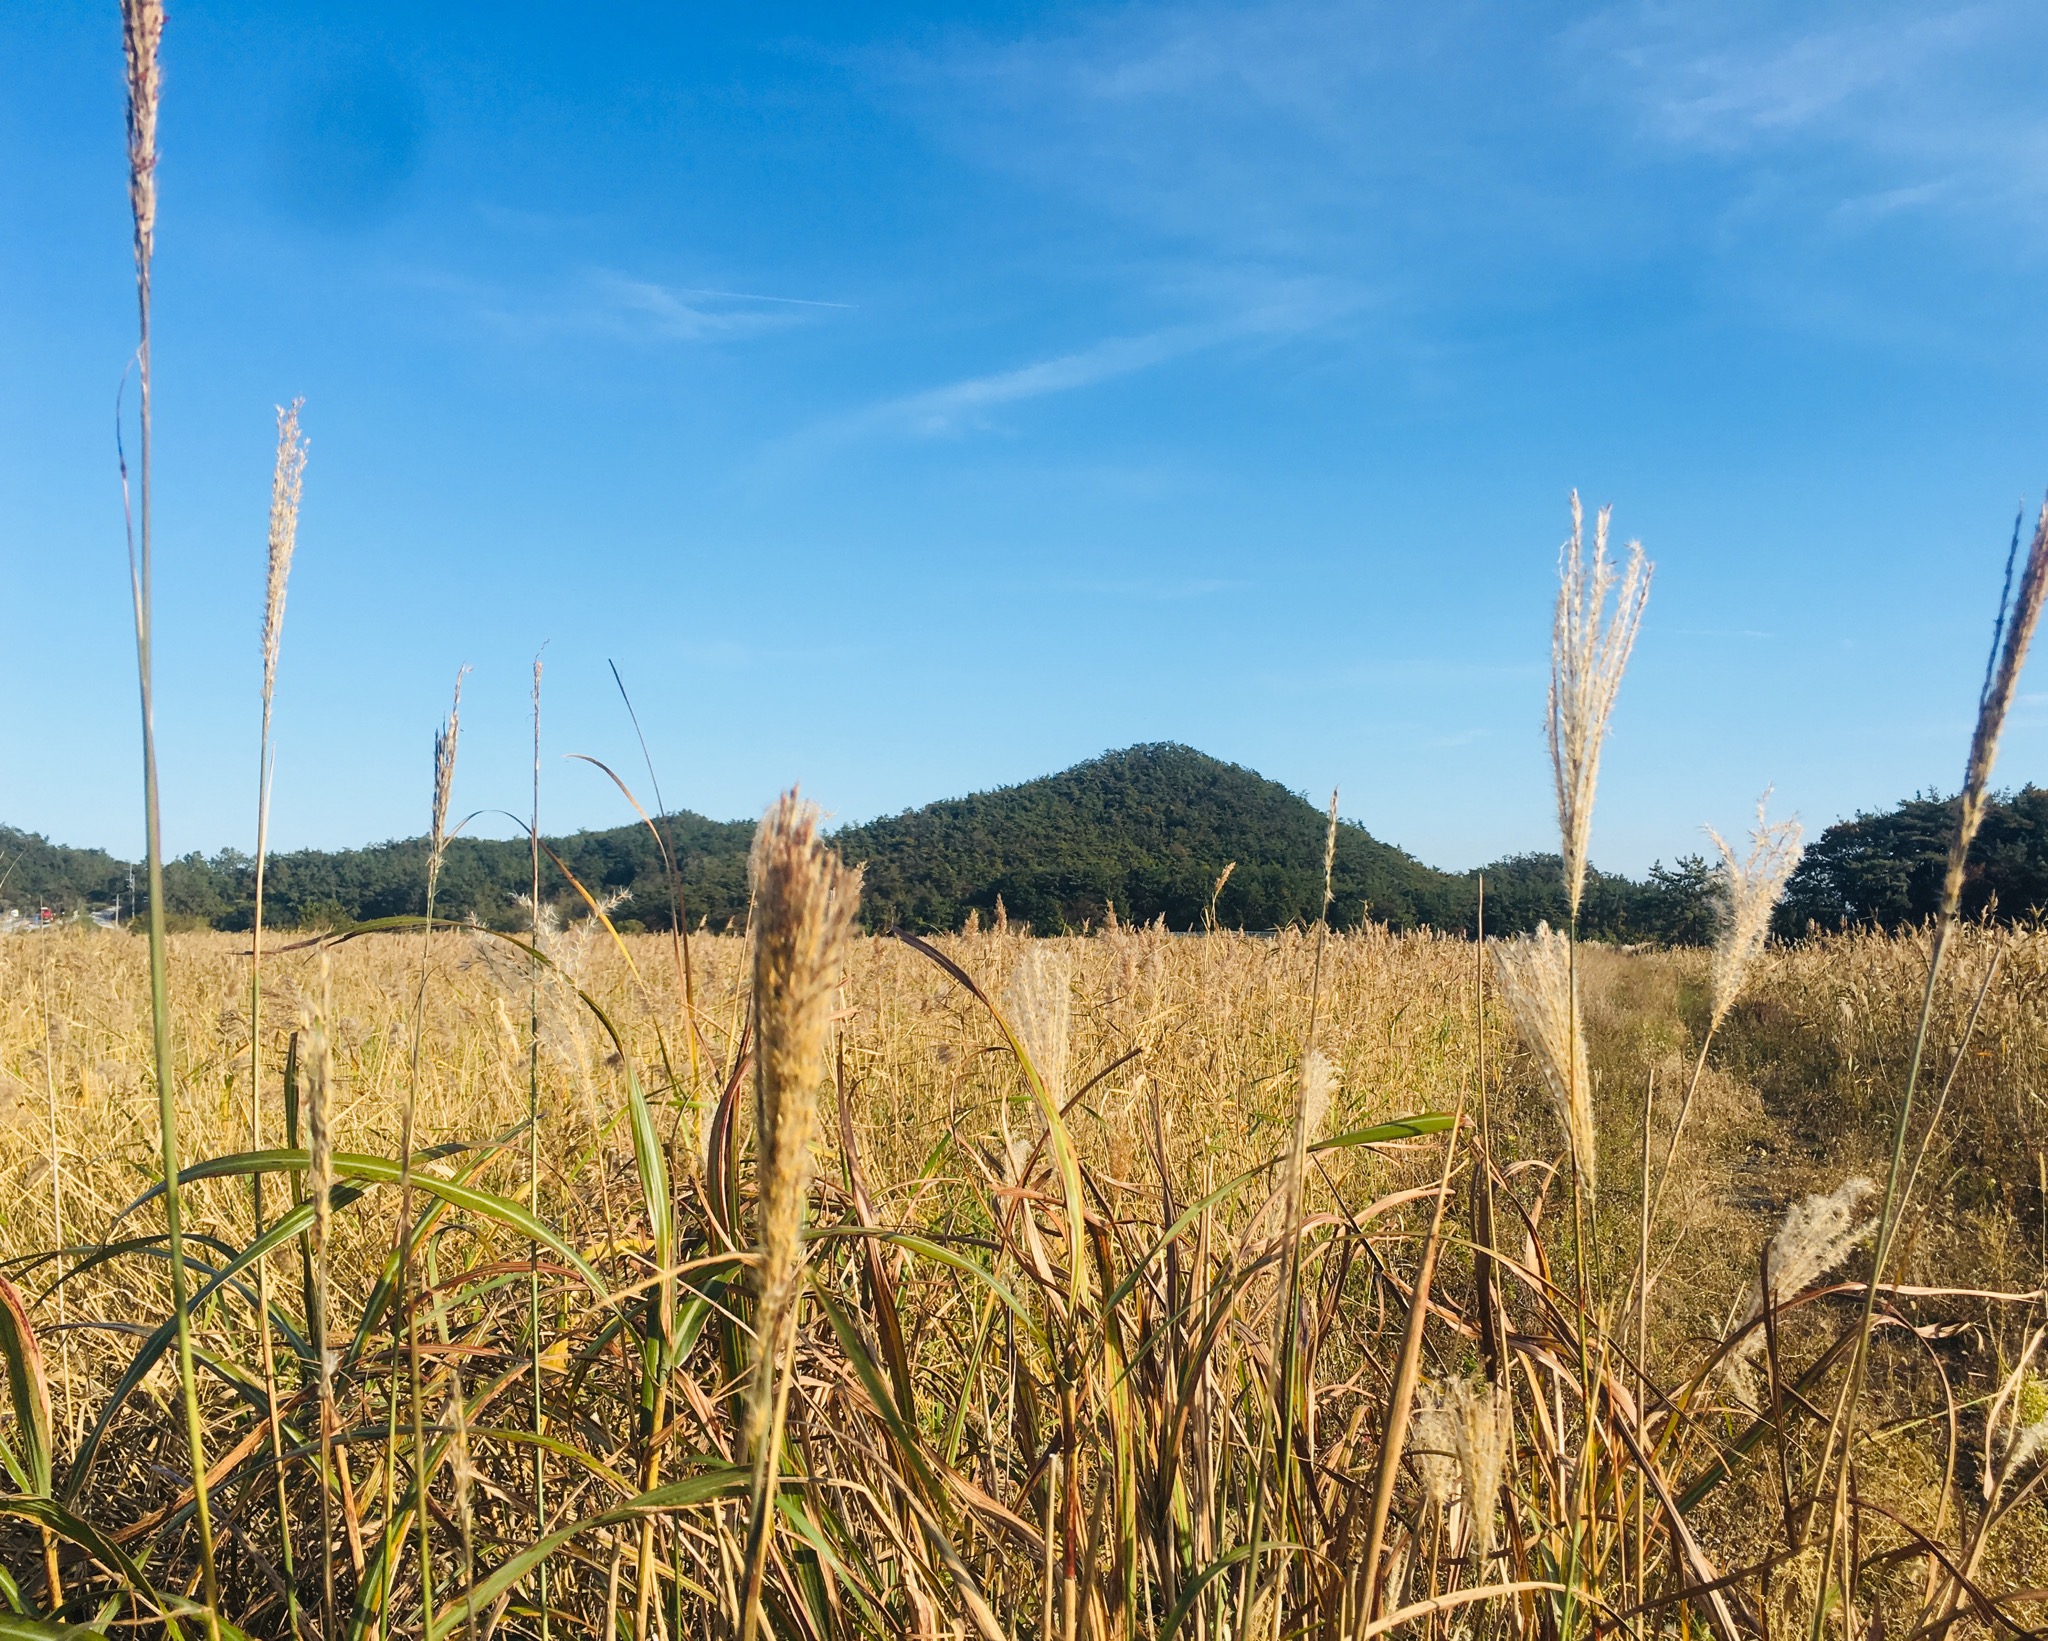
5 748 2042 943
1776 785 2048 933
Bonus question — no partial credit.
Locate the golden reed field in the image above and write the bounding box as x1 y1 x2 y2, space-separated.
10 1 2044 1635
0 908 2046 1638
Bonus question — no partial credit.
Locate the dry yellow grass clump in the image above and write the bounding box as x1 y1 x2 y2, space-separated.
0 915 2042 1637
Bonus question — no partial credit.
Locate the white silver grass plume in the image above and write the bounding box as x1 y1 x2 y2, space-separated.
1549 492 1652 921
432 669 465 864
1705 794 1804 1030
1280 1049 1335 1235
1452 1376 1512 1559
1492 922 1595 1189
1729 1176 1875 1383
261 401 307 707
1406 1381 1462 1511
1944 500 2048 920
1757 1175 1875 1312
747 791 861 1446
1408 1377 1512 1555
1004 943 1072 1105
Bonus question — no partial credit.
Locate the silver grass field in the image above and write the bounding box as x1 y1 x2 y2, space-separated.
0 3 2045 1637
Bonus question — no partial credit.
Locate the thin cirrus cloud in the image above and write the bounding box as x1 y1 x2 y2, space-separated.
816 273 1371 444
416 265 852 347
878 0 2048 347
593 273 856 342
840 325 1210 440
1583 3 2048 236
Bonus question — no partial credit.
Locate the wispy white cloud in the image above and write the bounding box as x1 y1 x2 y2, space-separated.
591 272 852 341
857 327 1202 437
1581 2 2048 239
878 2 1557 267
815 272 1368 441
866 0 2048 364
398 264 849 346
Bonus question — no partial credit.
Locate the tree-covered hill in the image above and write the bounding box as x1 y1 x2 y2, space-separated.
837 744 1695 937
0 743 1722 939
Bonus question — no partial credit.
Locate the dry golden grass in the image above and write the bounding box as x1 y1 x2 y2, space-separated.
0 918 2042 1635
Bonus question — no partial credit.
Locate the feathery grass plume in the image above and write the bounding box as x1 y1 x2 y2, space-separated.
1705 794 1805 1031
1491 922 1595 1188
121 0 162 277
250 396 307 1639
1728 1177 1875 1387
432 669 464 872
1943 499 2048 921
261 401 307 704
1005 943 1072 1104
1206 859 1235 931
1322 789 1338 914
121 3 222 1626
1450 1376 1512 1560
1988 1368 2048 1500
741 791 861 1641
1406 1382 1462 1511
1280 1049 1334 1234
1406 1376 1510 1548
1548 492 1652 920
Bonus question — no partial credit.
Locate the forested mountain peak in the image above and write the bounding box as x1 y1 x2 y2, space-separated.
13 746 2037 941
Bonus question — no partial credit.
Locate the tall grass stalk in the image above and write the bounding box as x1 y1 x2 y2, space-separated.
382 673 462 1635
119 1 221 1627
250 397 306 1638
528 653 549 1641
37 958 68 1446
1645 797 1803 1241
1543 492 1647 1634
1359 1092 1467 1621
1812 501 2048 1635
1544 492 1649 1263
304 960 338 1641
739 792 861 1641
1236 789 1335 1641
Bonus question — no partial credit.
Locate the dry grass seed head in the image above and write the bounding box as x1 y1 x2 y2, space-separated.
432 669 465 860
1491 922 1596 1189
1004 943 1072 1105
1453 1377 1512 1558
1990 1364 2048 1498
1728 1176 1875 1390
1548 492 1652 921
1280 1049 1335 1234
1407 1380 1462 1511
1945 500 2048 919
750 792 862 1342
1409 1376 1512 1553
261 400 307 702
1706 794 1805 1030
121 0 163 269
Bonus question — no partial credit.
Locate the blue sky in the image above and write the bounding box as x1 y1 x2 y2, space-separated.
3 1 2046 874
